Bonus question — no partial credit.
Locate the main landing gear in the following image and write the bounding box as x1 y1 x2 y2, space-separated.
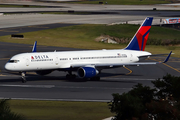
66 71 76 79
21 72 27 83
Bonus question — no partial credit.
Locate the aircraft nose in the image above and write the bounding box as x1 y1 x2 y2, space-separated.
4 63 12 71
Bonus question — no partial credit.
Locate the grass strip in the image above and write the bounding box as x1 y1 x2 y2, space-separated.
66 0 171 5
0 24 179 57
9 100 113 120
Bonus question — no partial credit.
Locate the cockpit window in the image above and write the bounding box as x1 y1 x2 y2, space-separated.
9 60 20 63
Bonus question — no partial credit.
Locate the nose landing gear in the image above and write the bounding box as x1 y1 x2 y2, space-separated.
21 72 26 83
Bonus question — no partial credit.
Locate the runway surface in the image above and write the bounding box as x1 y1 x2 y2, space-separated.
0 2 179 101
0 2 180 28
0 24 180 101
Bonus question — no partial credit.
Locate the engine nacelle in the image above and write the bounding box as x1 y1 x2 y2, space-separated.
77 67 99 78
36 70 53 76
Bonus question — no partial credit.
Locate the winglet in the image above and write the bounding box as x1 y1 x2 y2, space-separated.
163 51 172 63
32 41 37 52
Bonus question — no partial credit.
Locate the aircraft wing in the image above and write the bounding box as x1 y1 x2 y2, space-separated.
138 52 174 60
71 51 172 69
71 62 158 69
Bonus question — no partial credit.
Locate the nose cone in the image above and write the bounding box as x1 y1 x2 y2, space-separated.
4 63 12 71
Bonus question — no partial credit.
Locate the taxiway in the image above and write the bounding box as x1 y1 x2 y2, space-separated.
0 2 179 101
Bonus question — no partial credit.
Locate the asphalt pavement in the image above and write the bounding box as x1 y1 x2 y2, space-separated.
0 2 179 101
0 28 179 101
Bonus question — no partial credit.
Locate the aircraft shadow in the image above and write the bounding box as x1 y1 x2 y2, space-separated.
0 69 143 83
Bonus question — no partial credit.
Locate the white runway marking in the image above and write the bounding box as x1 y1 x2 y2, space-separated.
0 84 131 90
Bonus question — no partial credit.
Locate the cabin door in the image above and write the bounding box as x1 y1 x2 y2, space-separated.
55 56 59 65
130 54 133 62
26 57 29 66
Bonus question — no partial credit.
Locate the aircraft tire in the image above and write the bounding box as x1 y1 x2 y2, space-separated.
22 79 26 83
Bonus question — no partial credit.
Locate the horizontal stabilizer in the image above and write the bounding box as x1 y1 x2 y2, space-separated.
138 52 174 60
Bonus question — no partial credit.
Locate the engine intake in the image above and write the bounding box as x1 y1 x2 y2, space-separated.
77 67 99 78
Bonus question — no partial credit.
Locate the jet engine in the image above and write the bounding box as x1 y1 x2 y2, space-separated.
36 70 53 76
77 67 99 78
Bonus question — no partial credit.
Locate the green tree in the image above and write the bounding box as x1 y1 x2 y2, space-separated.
108 74 180 120
108 83 155 120
152 74 180 117
146 100 180 120
152 74 180 101
129 83 156 105
0 99 25 120
109 93 144 120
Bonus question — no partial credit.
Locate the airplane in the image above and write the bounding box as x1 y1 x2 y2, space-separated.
4 17 172 83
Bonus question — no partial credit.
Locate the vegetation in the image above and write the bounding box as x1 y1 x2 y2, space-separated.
0 24 180 57
9 100 112 120
0 99 25 120
108 74 180 120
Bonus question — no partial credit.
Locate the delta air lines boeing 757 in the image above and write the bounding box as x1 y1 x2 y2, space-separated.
5 17 172 83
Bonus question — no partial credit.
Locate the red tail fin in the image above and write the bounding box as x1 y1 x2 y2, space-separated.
125 17 153 51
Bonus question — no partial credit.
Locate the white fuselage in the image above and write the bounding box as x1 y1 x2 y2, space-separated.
5 49 151 72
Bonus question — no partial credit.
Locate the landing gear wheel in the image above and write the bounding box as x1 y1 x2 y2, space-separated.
21 72 27 83
22 78 27 83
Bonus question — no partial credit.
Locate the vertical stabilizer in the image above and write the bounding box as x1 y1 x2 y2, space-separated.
125 17 153 51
